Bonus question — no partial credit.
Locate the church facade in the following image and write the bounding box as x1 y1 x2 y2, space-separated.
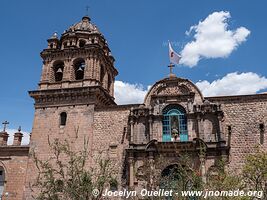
0 16 267 200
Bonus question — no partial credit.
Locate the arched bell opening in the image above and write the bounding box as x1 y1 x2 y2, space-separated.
73 58 86 80
78 40 86 48
53 60 64 82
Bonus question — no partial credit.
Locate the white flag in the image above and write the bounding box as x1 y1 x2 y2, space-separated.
169 42 181 65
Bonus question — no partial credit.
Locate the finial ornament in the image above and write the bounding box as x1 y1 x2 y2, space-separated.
18 126 21 132
53 32 58 38
2 121 9 132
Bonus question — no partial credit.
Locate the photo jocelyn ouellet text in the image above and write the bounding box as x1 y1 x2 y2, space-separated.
100 188 263 199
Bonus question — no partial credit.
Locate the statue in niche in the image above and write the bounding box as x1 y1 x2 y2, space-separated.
171 115 180 141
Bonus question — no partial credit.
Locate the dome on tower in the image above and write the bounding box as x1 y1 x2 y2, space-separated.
66 16 100 34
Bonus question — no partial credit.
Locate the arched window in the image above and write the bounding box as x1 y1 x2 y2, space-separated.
53 61 64 82
160 164 180 193
100 65 105 84
74 59 85 80
63 42 67 48
79 40 86 48
0 167 5 197
60 112 67 126
162 105 188 142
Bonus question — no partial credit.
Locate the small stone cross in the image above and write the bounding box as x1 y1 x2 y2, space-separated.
2 121 9 132
168 63 175 77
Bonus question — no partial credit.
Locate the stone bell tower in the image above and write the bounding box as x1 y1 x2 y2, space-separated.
25 16 118 199
35 15 117 105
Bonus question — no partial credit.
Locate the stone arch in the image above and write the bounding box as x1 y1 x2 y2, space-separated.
162 104 187 114
73 58 86 80
160 164 180 191
161 164 179 177
52 60 64 82
0 162 7 197
78 39 86 48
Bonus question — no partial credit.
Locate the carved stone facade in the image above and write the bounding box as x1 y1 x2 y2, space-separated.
126 77 228 192
0 16 266 200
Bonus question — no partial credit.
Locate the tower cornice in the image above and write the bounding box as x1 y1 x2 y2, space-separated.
29 86 116 108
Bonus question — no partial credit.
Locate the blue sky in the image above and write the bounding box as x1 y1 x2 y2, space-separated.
1 0 267 133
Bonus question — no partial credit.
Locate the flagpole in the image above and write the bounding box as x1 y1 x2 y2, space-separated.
168 41 180 79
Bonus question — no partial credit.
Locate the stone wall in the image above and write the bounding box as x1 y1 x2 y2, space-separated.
207 94 267 173
92 105 136 186
0 147 29 200
24 104 95 199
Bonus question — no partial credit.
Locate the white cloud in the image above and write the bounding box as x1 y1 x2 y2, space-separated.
114 80 149 105
6 129 30 145
180 11 250 67
196 72 267 97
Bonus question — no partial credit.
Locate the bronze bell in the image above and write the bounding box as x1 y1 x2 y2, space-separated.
77 66 84 72
56 68 63 74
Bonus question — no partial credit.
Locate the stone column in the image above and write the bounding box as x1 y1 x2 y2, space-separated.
103 72 108 90
130 120 134 143
110 78 115 97
129 155 134 188
218 115 224 141
0 131 9 146
95 59 101 82
148 152 154 189
200 155 206 184
61 59 71 89
84 57 91 79
148 118 153 142
88 56 94 79
197 115 202 139
40 62 49 82
91 56 96 81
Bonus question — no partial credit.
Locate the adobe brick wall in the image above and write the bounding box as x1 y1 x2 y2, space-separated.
207 94 267 173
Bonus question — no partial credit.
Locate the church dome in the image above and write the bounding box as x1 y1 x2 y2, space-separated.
66 16 100 34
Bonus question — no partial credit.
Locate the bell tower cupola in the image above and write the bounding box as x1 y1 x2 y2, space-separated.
30 16 118 107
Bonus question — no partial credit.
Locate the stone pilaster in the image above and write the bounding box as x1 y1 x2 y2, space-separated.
128 155 134 188
200 155 206 184
130 119 134 143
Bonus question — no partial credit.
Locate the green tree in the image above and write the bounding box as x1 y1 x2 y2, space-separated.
30 138 116 200
206 159 248 200
242 149 267 199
